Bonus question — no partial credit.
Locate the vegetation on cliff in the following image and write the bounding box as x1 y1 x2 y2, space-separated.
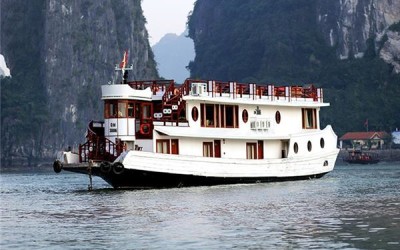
0 0 158 166
188 0 400 136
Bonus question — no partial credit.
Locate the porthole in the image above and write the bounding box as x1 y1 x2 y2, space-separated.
242 109 248 123
320 138 325 148
275 111 281 124
323 160 329 166
191 106 199 121
307 141 312 152
294 142 298 154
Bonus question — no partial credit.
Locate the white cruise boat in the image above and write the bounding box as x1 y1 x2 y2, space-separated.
53 52 339 189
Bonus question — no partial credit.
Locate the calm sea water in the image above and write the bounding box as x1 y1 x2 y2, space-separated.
1 163 399 250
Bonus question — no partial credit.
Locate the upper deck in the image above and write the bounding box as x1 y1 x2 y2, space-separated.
102 78 327 107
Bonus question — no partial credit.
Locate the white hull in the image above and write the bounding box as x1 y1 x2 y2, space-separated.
118 148 338 179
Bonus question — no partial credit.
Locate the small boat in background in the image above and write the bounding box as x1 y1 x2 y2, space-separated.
343 150 380 164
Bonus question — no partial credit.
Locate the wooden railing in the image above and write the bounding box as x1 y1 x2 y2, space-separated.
79 121 125 163
180 79 323 102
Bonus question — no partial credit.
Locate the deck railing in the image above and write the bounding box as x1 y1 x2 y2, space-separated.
181 79 323 102
79 121 125 163
124 79 322 103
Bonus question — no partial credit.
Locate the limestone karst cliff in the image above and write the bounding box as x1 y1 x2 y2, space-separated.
1 0 158 165
188 0 400 136
317 0 400 65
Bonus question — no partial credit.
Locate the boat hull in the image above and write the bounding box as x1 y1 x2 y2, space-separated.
343 159 380 164
58 149 338 189
64 165 328 189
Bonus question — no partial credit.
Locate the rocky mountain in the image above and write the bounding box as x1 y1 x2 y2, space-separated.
0 55 10 76
188 0 400 135
1 0 158 165
152 31 195 83
317 0 400 70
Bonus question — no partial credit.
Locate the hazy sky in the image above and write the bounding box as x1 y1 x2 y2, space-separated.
142 0 196 46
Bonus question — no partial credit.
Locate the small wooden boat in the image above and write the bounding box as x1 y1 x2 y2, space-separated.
343 150 380 164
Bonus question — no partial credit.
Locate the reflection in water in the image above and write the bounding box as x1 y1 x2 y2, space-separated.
1 163 399 249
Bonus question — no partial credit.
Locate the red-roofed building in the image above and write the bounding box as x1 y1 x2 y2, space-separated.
339 131 390 149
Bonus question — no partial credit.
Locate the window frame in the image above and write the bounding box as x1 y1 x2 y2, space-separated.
246 143 257 159
302 108 317 129
242 109 249 123
203 142 213 157
156 139 170 154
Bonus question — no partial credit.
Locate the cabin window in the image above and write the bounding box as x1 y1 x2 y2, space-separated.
242 109 249 123
275 111 281 124
156 140 170 154
118 102 126 117
105 100 118 118
128 103 135 118
220 105 225 127
191 106 199 121
206 104 215 127
246 143 257 159
203 142 213 157
302 108 317 129
320 138 325 148
135 103 140 119
225 105 234 127
307 141 312 152
201 104 239 128
294 142 299 154
142 104 151 119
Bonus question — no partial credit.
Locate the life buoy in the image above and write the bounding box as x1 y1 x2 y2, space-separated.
100 161 111 174
140 123 151 135
53 160 63 173
113 162 124 175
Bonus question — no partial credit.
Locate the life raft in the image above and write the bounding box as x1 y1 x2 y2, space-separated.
140 123 151 135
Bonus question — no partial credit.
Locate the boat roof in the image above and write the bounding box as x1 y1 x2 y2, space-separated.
339 131 390 140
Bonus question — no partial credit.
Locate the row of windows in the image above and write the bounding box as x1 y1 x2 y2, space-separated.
191 106 316 129
293 138 325 154
157 139 264 160
106 101 317 130
104 100 152 119
196 104 240 128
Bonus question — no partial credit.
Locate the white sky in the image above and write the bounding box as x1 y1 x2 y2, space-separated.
142 0 196 46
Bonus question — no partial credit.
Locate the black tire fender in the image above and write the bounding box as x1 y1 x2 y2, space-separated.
112 162 125 175
53 160 63 173
100 161 112 174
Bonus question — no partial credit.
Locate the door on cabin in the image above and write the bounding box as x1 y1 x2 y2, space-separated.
171 139 179 155
258 140 264 159
214 140 221 158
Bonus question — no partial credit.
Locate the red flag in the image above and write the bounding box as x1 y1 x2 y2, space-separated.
119 50 128 69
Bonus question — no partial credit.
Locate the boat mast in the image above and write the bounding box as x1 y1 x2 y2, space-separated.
114 50 133 84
